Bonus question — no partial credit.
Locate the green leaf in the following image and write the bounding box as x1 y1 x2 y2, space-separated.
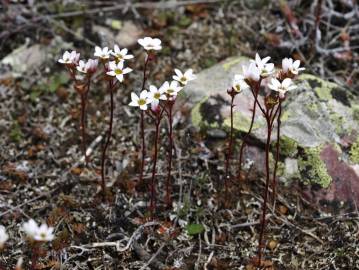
49 72 69 93
186 223 204 235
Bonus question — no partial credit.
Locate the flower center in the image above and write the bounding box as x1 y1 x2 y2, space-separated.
154 93 161 99
115 69 123 75
167 89 174 94
180 77 187 82
116 55 123 60
138 99 146 106
40 233 46 239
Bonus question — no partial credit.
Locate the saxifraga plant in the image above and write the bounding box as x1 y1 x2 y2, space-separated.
233 54 304 265
59 45 133 199
59 51 97 165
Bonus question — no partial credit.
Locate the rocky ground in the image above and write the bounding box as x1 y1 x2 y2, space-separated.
0 0 359 269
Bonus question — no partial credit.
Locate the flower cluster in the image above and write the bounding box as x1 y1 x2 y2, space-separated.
230 53 304 99
22 219 55 242
129 69 196 111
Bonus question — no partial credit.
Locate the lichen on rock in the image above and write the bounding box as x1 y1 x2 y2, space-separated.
350 137 359 164
298 146 332 188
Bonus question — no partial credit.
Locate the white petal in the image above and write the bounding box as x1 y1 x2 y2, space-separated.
282 78 293 88
123 67 132 74
131 92 139 102
174 69 183 77
140 90 148 99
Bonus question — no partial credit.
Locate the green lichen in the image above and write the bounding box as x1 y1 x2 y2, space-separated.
350 137 359 164
273 135 298 157
222 56 248 71
299 74 337 101
223 111 263 132
329 111 345 134
352 105 359 122
298 146 332 188
280 110 291 122
191 97 209 129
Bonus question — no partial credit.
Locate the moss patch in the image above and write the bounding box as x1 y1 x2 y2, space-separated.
350 138 359 164
298 146 332 188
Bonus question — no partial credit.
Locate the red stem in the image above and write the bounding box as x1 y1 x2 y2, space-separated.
150 115 161 217
139 54 150 184
100 80 114 200
257 115 272 265
224 94 235 192
272 101 282 205
165 102 174 208
139 110 146 184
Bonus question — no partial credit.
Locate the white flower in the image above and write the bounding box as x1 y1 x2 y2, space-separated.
148 85 167 106
268 78 296 98
76 59 98 74
22 219 39 239
242 63 261 82
33 224 55 242
173 69 196 85
159 81 183 96
250 53 274 77
129 90 151 110
232 74 249 92
58 50 80 65
22 219 55 242
282 58 305 75
106 61 132 82
111 45 134 61
137 37 162 51
94 46 112 59
0 225 9 248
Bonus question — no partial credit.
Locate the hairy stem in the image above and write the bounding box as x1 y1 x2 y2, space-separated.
80 93 87 164
257 116 272 265
150 116 161 217
100 80 114 200
272 101 282 205
139 54 150 184
165 102 174 208
224 94 235 192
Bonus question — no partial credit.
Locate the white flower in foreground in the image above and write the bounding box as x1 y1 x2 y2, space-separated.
58 50 80 65
242 63 261 82
173 69 196 85
76 59 98 74
232 74 249 93
22 219 55 242
0 225 9 248
250 53 274 77
94 46 112 59
22 219 39 239
138 37 162 51
33 223 55 242
268 78 296 99
159 81 183 96
111 45 134 61
129 90 151 110
148 85 167 106
106 61 132 82
282 58 305 75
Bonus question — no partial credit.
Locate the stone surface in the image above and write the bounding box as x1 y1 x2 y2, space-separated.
186 56 359 212
1 37 72 77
